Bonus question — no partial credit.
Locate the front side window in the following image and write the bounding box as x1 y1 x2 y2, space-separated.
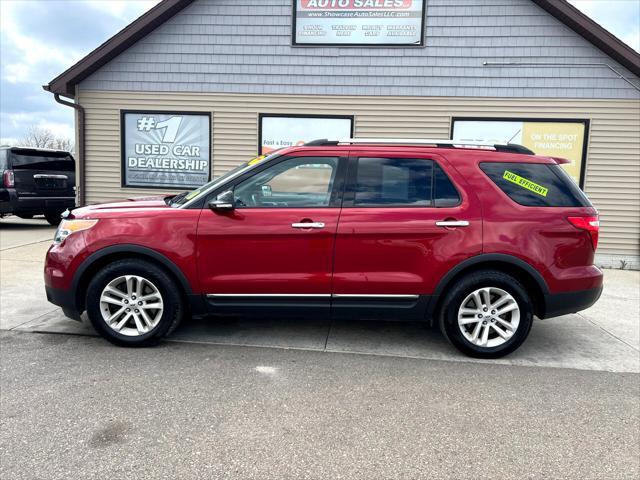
354 158 433 207
234 156 338 208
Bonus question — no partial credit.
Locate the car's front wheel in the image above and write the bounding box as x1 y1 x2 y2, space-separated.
45 211 63 226
439 270 534 358
86 259 184 347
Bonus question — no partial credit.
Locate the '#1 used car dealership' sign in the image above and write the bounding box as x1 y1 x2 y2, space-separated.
293 0 426 46
121 111 211 189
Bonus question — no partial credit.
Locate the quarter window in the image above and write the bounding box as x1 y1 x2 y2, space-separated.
234 156 338 208
480 162 591 207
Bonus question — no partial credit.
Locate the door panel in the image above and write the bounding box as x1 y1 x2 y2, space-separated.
196 154 347 314
197 207 340 295
332 153 482 318
332 206 482 294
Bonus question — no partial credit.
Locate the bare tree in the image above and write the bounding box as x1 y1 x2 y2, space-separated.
19 125 74 152
51 136 73 152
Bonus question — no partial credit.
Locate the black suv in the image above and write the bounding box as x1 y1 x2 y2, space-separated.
0 146 76 225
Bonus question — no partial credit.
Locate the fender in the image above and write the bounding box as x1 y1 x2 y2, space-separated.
426 253 549 319
72 244 194 296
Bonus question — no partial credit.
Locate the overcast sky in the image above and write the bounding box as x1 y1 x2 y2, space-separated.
1 0 638 146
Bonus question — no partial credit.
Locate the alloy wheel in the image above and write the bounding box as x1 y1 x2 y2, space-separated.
99 275 164 337
457 287 520 348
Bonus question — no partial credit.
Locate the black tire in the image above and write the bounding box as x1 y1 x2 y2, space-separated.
439 270 534 358
86 259 185 347
45 211 63 226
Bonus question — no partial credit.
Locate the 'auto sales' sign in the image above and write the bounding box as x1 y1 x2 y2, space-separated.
293 0 425 46
121 111 211 189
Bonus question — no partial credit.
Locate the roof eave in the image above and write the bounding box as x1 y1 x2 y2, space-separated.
46 0 640 98
45 0 194 98
532 0 640 77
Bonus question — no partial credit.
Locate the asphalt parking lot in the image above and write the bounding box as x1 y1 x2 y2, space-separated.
1 216 639 479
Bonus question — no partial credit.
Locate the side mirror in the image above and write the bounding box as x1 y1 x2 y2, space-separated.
208 190 235 212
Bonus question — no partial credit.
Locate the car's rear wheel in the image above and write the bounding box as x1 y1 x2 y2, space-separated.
439 270 534 358
86 259 184 347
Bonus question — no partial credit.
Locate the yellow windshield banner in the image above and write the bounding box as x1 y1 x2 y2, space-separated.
184 189 201 201
503 170 549 197
248 155 267 166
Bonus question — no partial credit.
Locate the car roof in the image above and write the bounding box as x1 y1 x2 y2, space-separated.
304 138 536 155
275 143 562 165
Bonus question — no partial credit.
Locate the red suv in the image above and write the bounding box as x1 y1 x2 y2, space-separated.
44 139 602 358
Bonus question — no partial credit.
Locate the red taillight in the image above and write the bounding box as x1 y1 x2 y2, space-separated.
568 215 600 250
3 170 14 188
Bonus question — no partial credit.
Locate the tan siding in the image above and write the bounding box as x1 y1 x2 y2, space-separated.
77 90 640 257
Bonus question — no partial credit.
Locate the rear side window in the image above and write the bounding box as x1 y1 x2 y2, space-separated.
0 149 7 170
352 158 461 207
433 163 461 207
480 162 591 207
354 158 433 207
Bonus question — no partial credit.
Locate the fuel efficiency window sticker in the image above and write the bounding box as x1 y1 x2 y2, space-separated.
503 170 549 197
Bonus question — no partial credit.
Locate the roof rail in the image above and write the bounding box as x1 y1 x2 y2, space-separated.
304 138 535 155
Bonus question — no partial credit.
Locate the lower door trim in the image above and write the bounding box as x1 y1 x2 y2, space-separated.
207 293 331 298
204 293 430 321
331 294 419 299
207 293 419 299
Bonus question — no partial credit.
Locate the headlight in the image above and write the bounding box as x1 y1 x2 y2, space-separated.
54 219 98 245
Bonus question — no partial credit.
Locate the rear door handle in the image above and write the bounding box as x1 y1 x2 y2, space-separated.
292 222 325 229
435 220 470 227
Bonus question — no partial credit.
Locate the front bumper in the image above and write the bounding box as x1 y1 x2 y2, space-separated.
45 285 82 321
542 285 603 319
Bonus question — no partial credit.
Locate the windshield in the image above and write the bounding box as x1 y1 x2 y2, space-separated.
170 153 275 207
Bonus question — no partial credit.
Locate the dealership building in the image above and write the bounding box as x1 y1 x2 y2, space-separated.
45 0 640 267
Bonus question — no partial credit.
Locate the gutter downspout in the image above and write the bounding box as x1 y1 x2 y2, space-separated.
43 86 86 206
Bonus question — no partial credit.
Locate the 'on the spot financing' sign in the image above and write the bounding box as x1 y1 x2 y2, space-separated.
293 0 426 46
451 118 589 187
121 111 211 188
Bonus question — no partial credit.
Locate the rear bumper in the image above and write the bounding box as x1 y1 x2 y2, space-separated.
0 189 75 215
542 285 603 319
45 285 82 321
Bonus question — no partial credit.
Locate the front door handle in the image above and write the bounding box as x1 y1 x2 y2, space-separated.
292 222 325 229
435 220 470 227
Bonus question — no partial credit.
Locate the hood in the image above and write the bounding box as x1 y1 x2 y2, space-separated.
68 194 173 218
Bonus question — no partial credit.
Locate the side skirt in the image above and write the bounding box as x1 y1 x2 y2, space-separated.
202 294 433 322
